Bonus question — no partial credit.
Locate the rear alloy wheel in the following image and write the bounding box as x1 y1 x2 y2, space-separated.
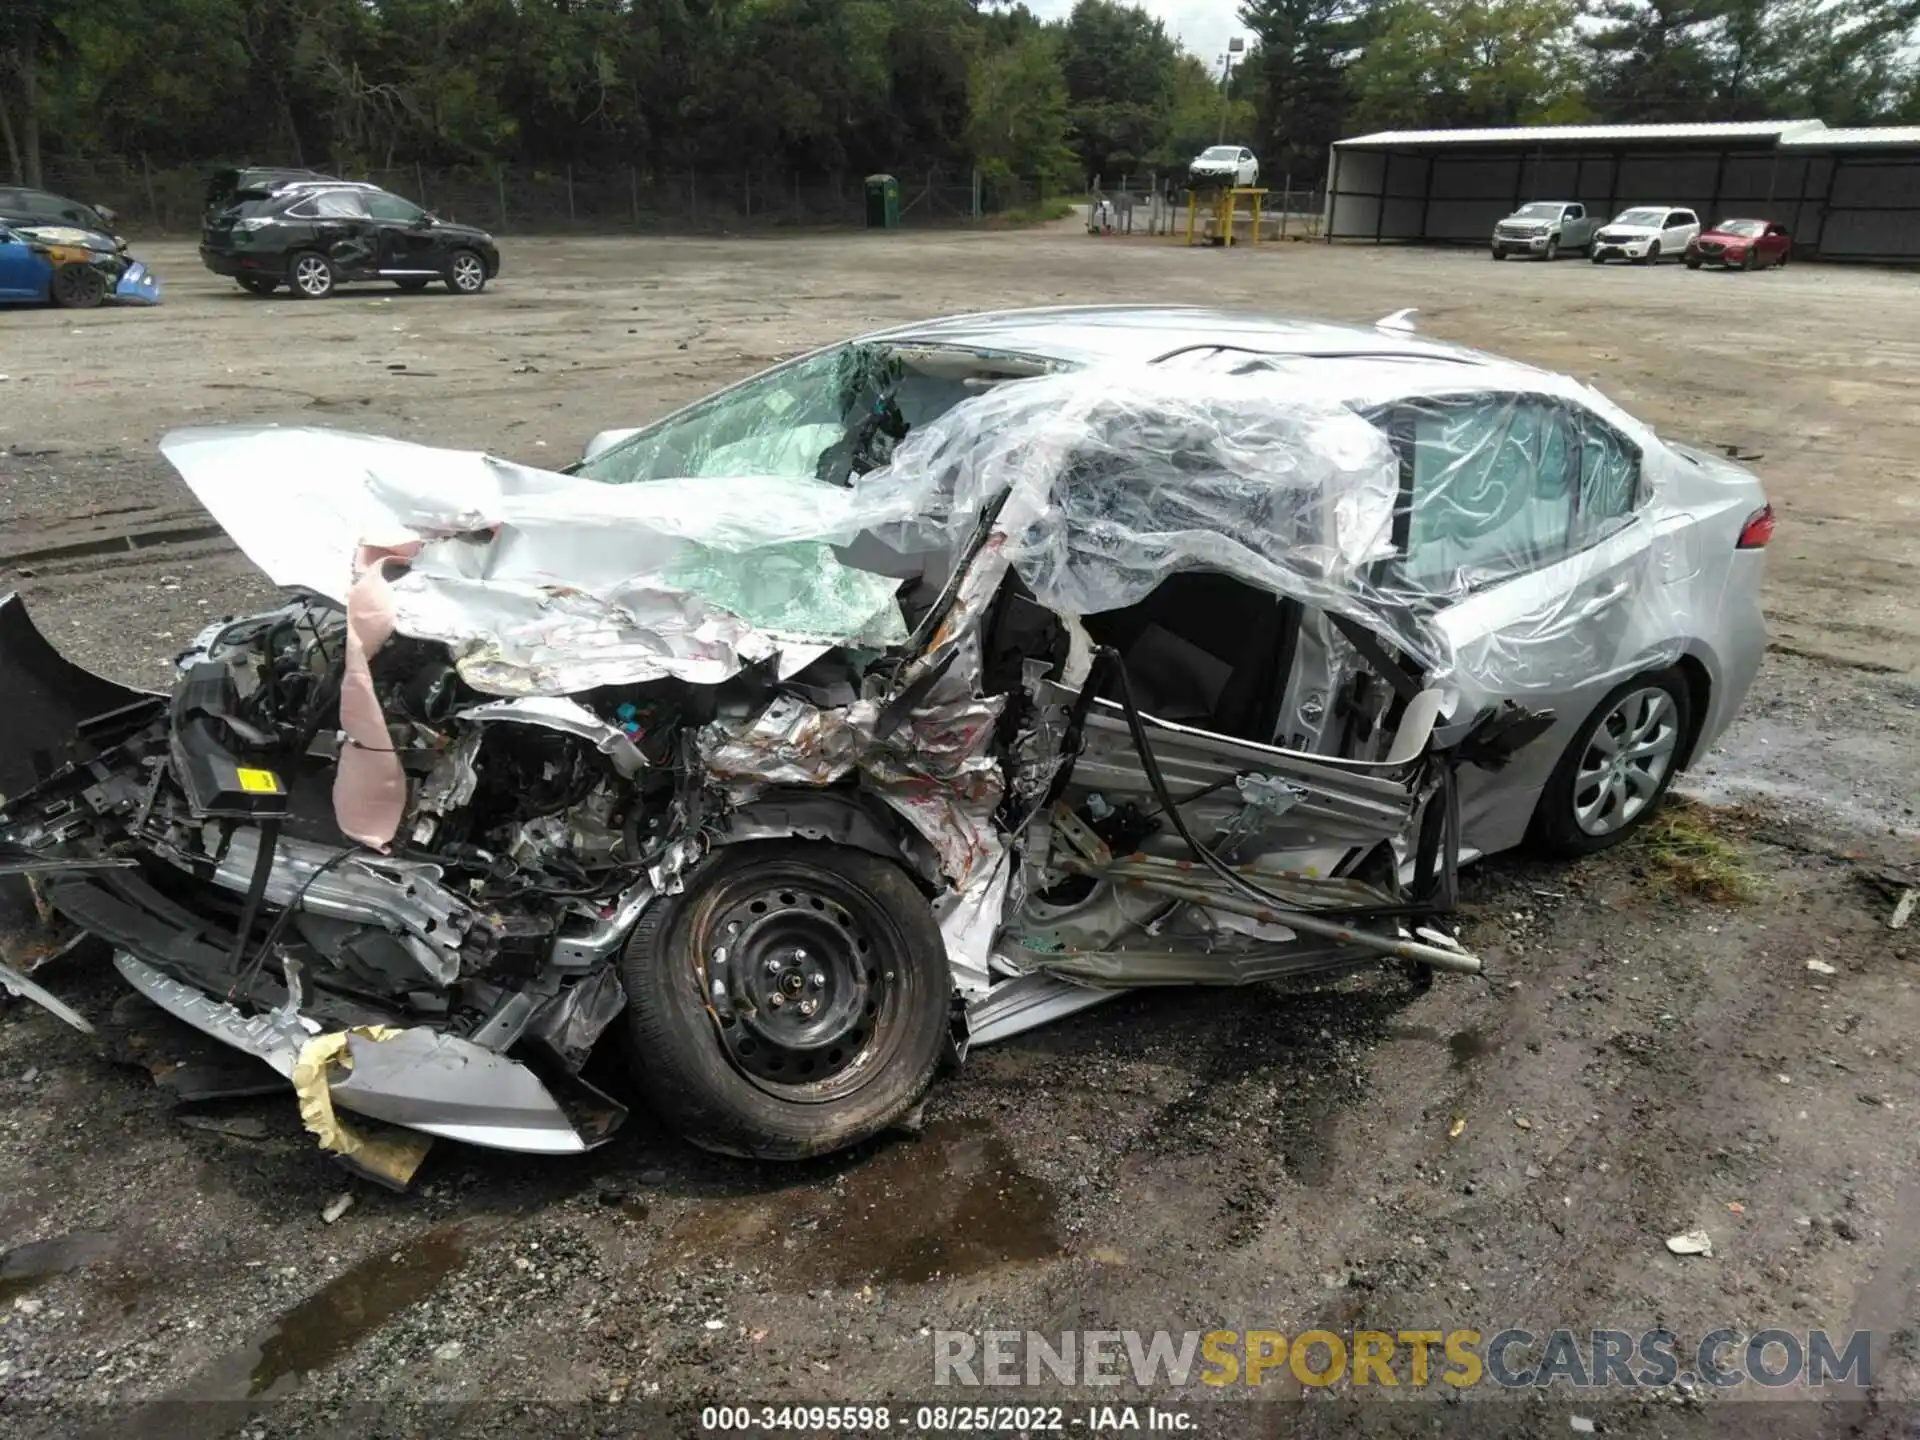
445 250 487 295
238 276 279 296
620 841 950 1159
289 251 336 299
50 264 107 309
1532 669 1692 857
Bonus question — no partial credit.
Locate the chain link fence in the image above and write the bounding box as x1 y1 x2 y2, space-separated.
35 157 1061 236
1086 173 1326 238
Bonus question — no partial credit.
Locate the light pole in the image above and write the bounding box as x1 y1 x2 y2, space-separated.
1218 36 1245 143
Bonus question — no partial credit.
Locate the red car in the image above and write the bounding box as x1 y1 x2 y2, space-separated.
1686 218 1791 270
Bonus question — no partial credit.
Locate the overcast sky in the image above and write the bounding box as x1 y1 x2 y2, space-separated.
1020 0 1248 71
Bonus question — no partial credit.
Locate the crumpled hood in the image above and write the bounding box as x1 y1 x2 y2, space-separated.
159 426 918 695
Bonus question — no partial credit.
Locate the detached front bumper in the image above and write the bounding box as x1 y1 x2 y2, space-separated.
113 952 613 1154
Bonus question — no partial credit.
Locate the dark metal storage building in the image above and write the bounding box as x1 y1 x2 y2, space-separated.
1324 119 1920 261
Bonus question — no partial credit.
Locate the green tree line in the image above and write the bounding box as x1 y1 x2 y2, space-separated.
4 0 1918 192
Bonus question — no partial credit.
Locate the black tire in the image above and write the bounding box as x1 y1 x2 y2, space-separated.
1544 236 1559 261
50 264 107 309
1742 249 1757 271
1590 251 1604 265
1531 667 1693 858
238 276 279 296
1635 241 1660 267
288 250 335 299
395 277 432 292
620 840 949 1160
1490 247 1507 261
1775 248 1788 269
445 249 487 294
1685 257 1702 270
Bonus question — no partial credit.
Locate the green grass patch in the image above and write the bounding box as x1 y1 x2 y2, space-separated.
1634 798 1756 903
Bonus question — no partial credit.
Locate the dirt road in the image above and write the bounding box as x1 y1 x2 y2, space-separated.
2 230 1917 1435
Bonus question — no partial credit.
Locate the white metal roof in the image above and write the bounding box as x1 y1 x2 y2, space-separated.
1337 120 1825 149
1779 126 1920 150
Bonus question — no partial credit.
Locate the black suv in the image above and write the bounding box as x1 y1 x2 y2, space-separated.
200 182 500 299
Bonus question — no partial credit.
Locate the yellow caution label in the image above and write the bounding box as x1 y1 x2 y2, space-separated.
235 767 283 795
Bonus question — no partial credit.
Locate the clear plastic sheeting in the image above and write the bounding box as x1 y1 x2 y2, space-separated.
875 367 1421 652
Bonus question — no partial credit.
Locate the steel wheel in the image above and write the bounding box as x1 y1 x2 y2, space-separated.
447 250 486 294
50 264 107 309
621 840 949 1159
1572 686 1681 837
290 252 334 299
704 881 898 1098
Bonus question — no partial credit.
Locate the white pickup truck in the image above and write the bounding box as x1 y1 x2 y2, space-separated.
1490 202 1597 261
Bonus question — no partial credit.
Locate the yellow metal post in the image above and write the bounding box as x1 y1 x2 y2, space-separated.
1184 190 1197 245
1217 188 1232 246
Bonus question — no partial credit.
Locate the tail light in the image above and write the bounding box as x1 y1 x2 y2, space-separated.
1737 504 1774 549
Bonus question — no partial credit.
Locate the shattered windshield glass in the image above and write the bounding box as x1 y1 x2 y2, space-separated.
578 343 1026 489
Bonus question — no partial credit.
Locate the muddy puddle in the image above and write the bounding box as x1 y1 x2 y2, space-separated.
0 1230 117 1304
151 1225 474 1403
671 1118 1062 1284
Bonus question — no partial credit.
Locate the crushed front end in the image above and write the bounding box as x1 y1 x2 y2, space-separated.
1 360 1567 1167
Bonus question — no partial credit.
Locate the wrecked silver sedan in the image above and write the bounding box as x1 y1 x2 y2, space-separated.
0 307 1771 1166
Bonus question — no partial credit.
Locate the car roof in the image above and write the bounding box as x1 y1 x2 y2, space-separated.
0 186 96 210
863 305 1498 370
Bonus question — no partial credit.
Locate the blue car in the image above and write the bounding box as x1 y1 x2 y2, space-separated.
0 221 160 308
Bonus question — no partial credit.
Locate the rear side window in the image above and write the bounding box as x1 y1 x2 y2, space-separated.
290 191 371 219
1375 393 1643 593
1399 395 1577 590
1573 410 1642 544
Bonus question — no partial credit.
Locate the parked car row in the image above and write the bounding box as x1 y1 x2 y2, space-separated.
1491 201 1792 270
0 168 502 311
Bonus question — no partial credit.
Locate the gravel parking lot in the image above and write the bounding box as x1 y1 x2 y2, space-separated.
2 228 1918 1435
